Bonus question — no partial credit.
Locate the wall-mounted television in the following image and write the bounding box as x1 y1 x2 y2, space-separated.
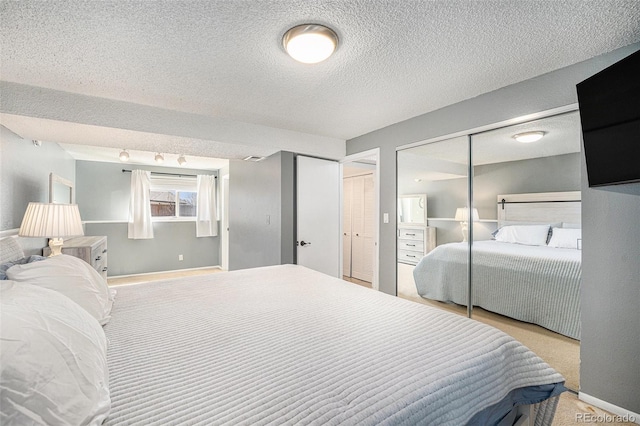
576 50 640 187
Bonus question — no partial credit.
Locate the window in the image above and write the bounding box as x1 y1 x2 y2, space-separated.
149 176 198 220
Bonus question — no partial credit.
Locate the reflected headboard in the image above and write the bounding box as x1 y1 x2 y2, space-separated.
497 191 581 227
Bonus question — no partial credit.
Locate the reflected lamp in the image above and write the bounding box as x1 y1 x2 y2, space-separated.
454 207 479 242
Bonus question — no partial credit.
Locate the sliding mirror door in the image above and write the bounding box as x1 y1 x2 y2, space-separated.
395 110 582 392
470 111 582 391
396 136 470 314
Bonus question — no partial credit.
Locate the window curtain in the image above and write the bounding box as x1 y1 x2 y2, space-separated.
196 175 218 237
128 170 154 239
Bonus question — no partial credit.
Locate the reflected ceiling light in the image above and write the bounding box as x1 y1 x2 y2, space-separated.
119 149 130 161
414 178 422 182
513 131 545 143
155 153 164 164
283 24 338 64
177 155 187 166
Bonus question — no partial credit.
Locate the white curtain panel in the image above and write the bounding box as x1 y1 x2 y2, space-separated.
196 175 218 237
128 170 154 239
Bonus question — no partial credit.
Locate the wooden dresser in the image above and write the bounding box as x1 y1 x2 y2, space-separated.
44 236 108 279
397 225 436 265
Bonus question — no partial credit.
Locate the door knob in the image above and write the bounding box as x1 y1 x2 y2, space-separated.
300 240 311 247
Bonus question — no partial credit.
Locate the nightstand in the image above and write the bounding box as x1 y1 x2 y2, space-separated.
44 236 108 279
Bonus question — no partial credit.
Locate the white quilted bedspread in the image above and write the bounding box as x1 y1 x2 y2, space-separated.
104 264 563 425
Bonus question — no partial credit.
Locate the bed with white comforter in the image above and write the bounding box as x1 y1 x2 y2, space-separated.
0 233 565 426
103 264 564 425
413 240 581 339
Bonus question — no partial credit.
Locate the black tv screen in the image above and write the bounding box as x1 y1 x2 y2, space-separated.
576 50 640 187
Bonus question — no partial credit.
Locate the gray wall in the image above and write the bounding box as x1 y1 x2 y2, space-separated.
1 126 75 230
347 43 639 414
580 154 640 413
75 160 219 275
229 151 296 270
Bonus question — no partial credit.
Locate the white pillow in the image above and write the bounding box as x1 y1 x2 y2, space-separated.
7 254 114 325
0 280 110 425
493 224 551 246
548 227 582 249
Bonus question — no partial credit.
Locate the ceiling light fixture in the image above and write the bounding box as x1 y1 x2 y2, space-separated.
283 24 338 64
177 155 187 166
119 149 130 161
513 131 545 143
155 153 164 164
243 155 265 162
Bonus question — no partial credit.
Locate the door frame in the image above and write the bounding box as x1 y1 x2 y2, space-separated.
340 148 380 290
220 174 230 271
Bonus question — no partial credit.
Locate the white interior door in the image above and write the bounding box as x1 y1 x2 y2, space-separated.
351 174 374 282
343 177 353 277
340 148 380 291
297 156 340 277
221 175 230 271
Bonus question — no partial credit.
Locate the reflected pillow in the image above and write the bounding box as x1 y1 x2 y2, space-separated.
493 225 551 246
0 280 110 425
7 254 114 325
548 227 582 249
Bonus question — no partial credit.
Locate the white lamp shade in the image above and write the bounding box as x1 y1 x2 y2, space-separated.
454 207 480 222
18 203 84 238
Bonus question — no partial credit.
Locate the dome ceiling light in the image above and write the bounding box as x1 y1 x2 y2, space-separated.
513 131 545 143
283 24 338 64
155 153 164 163
119 149 130 161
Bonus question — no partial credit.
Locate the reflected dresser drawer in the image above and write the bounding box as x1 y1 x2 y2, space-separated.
397 226 436 266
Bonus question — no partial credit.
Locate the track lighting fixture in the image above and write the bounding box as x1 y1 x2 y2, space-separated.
155 153 164 164
119 150 130 161
177 155 187 166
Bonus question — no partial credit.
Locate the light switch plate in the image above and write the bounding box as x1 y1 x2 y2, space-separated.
383 213 389 223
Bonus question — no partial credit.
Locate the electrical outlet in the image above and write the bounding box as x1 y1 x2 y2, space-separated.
178 254 184 261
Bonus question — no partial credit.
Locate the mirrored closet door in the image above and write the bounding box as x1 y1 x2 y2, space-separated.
396 110 582 392
396 135 469 312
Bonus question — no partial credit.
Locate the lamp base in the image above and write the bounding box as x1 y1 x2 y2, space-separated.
460 222 469 243
48 238 64 256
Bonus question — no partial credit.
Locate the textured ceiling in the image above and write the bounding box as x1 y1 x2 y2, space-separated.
1 1 640 162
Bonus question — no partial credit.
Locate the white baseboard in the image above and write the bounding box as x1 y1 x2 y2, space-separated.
108 265 222 280
579 392 640 424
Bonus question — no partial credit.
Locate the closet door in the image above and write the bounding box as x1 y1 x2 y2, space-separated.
351 174 374 282
343 177 353 277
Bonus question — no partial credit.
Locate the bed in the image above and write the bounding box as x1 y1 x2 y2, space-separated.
1 235 566 426
413 192 582 340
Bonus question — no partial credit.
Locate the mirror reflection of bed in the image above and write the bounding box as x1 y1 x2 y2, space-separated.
396 110 582 392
